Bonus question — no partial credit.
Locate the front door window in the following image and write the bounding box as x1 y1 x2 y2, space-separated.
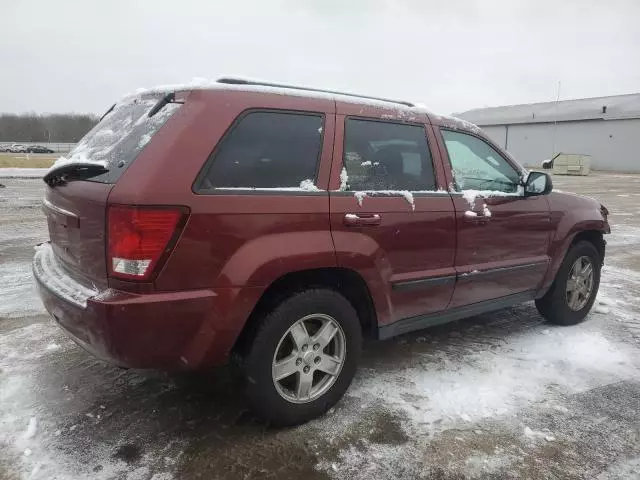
441 130 521 193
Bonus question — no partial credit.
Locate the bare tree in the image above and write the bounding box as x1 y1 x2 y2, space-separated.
0 113 98 142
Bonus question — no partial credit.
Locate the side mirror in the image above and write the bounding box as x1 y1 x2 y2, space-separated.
524 171 553 196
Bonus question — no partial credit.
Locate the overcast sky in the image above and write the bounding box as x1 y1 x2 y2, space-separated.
2 0 639 115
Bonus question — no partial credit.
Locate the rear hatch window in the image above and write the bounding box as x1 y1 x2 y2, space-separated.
56 95 181 184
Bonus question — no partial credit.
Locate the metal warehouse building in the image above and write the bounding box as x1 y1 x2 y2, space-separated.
456 93 640 172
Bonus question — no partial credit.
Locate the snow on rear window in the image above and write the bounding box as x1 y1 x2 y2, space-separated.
51 97 180 183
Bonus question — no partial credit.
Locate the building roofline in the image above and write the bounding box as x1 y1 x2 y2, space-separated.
460 91 640 114
455 91 640 126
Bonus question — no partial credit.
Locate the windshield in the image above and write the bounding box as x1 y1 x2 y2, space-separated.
53 96 180 183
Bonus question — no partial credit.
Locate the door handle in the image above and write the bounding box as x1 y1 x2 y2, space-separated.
464 210 490 224
344 213 381 226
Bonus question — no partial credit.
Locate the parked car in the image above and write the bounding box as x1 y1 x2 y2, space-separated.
27 145 55 154
33 79 610 426
8 143 27 153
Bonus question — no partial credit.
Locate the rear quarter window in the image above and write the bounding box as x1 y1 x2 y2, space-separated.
195 110 324 191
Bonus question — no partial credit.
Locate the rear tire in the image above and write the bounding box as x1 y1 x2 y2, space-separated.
241 289 362 426
535 240 601 326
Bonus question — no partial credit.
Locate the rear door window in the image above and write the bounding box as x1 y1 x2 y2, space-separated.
196 111 324 191
342 119 436 191
62 96 181 184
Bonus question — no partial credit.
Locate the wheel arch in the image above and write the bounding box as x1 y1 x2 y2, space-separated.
232 267 378 357
570 229 605 263
538 226 606 297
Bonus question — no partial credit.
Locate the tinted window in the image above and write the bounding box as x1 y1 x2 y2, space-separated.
441 130 520 193
342 119 435 191
198 111 323 190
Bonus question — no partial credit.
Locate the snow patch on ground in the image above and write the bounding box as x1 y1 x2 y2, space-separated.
0 261 45 318
0 322 178 480
596 457 640 479
350 330 633 430
604 224 640 247
316 443 421 480
316 320 638 477
523 426 555 442
460 452 522 478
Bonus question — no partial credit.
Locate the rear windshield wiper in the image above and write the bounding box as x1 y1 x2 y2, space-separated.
43 162 109 187
148 92 175 118
99 103 116 121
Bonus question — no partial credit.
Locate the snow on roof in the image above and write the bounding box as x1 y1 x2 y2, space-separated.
455 92 640 126
128 76 424 112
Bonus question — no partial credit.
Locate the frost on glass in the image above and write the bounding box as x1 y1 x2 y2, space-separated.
52 99 179 171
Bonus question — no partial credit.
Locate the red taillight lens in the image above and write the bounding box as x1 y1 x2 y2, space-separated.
107 205 183 280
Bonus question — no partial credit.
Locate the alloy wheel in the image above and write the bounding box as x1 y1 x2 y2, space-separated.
272 314 346 404
566 255 594 311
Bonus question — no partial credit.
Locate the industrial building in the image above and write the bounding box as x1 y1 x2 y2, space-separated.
456 93 640 172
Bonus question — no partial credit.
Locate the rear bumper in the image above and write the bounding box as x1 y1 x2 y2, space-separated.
33 243 256 369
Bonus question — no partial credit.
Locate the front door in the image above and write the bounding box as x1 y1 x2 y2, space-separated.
329 114 456 327
437 128 552 308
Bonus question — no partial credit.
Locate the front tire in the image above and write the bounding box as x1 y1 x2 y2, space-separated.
242 289 362 426
536 240 601 325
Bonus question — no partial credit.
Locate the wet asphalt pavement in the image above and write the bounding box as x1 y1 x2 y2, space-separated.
1 173 640 480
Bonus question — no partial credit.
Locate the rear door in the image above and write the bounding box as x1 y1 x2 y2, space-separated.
435 128 552 307
329 108 456 327
157 93 337 292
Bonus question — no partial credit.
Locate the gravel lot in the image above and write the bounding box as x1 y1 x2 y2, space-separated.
1 173 640 480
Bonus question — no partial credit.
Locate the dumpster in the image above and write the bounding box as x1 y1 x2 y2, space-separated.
552 153 591 176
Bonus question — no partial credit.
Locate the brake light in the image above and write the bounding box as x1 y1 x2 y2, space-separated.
107 205 184 280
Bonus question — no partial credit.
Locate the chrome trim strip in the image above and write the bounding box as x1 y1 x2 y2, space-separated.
379 290 538 339
458 261 548 280
392 275 456 291
391 261 547 291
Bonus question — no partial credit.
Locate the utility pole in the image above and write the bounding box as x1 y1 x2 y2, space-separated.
551 80 561 161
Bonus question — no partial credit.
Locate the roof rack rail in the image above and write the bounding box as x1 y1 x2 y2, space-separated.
217 77 414 107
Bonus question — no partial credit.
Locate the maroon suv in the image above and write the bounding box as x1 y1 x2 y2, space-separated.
34 78 610 425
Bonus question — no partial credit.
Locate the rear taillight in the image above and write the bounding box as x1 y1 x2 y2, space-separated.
107 205 184 280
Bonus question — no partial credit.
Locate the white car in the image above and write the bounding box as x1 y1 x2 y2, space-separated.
8 144 28 153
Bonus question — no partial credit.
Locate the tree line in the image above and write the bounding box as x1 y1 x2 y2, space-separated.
0 113 99 143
